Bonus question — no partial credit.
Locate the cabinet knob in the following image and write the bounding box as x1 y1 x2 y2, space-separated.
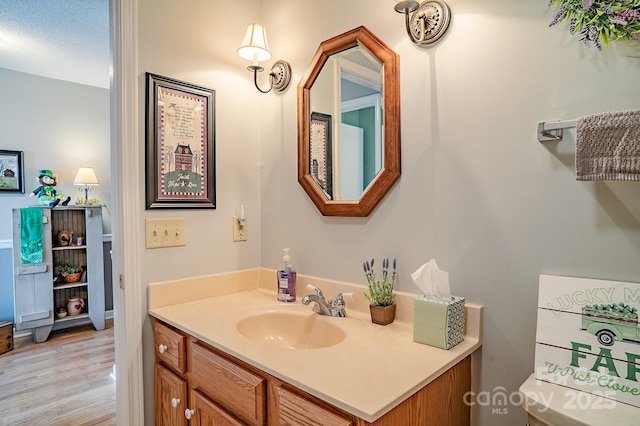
184 408 195 420
171 398 180 408
158 344 168 353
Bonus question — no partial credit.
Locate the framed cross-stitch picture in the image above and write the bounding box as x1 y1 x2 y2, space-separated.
145 73 216 209
309 112 332 199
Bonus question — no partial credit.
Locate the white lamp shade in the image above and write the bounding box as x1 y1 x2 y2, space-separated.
74 167 99 185
237 24 272 62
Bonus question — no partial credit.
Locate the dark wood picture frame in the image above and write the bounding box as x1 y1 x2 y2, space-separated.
145 73 216 209
309 112 333 199
0 150 25 193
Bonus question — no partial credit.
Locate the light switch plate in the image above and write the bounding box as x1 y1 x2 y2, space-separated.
233 216 247 242
145 218 186 249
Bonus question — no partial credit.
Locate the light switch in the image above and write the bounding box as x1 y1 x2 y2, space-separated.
145 218 186 249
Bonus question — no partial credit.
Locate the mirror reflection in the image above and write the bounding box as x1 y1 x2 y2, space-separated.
298 26 400 217
309 47 383 200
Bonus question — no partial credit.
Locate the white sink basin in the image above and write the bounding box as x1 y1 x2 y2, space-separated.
235 311 345 349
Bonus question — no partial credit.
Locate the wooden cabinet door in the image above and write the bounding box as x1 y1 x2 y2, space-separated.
190 389 245 426
190 341 266 426
12 208 54 339
154 320 187 374
272 386 353 426
155 363 187 426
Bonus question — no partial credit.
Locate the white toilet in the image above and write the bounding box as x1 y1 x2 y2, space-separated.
519 374 640 426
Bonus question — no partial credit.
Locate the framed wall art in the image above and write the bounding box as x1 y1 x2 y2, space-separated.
145 73 216 209
0 150 25 193
309 112 332 199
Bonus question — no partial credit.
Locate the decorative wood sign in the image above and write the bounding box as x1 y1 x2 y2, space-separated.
535 275 640 408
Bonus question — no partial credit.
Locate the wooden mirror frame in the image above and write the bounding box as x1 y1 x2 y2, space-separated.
298 26 400 217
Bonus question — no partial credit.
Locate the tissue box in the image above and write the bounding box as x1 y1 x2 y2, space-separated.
413 296 465 350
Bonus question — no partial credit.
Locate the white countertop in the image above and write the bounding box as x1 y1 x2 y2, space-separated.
149 286 482 421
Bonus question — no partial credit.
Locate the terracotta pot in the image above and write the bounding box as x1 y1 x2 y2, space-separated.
63 272 82 283
369 304 396 325
67 297 85 316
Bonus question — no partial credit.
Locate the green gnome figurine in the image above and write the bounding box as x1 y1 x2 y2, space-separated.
30 169 71 208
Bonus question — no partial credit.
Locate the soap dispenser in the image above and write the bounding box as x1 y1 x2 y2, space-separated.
277 248 296 302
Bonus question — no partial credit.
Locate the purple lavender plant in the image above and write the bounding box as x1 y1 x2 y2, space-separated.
548 0 640 49
363 257 397 306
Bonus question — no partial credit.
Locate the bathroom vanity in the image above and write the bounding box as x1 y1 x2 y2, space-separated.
148 270 482 425
154 317 471 425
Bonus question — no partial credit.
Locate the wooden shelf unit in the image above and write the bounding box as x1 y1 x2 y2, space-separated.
12 206 105 343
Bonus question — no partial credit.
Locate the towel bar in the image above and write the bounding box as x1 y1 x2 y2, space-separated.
537 119 577 142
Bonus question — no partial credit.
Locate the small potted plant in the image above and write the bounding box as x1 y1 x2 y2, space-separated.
548 1 640 51
363 258 397 325
56 260 82 283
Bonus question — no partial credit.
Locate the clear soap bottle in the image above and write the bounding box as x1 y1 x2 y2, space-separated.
277 248 296 302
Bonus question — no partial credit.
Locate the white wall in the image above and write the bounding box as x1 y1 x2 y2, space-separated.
137 0 263 284
134 0 640 424
259 1 640 425
136 0 263 421
0 69 111 238
0 69 111 323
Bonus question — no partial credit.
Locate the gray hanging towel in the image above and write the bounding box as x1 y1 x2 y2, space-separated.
575 109 640 181
20 207 44 264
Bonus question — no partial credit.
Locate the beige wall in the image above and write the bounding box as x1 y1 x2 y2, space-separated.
137 1 640 425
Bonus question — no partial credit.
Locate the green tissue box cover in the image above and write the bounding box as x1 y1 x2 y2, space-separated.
413 296 465 350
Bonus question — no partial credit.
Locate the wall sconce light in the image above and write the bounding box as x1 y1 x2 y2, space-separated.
394 1 451 45
237 205 246 227
73 167 99 200
237 23 291 94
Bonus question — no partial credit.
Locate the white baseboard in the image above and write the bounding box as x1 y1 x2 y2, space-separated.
14 329 31 339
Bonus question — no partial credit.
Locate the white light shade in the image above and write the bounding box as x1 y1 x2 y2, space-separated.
74 167 99 185
237 24 272 62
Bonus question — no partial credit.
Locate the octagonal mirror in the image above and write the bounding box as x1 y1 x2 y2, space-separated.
298 26 400 217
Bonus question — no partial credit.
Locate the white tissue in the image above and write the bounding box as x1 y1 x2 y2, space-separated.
411 259 451 301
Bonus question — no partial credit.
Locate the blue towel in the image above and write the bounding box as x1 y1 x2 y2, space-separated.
20 208 43 264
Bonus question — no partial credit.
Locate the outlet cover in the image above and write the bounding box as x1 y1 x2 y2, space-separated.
233 216 247 242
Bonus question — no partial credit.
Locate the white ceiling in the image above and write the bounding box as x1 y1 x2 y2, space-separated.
0 0 110 89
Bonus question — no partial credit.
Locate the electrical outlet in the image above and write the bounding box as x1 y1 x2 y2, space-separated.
145 218 186 249
233 216 248 242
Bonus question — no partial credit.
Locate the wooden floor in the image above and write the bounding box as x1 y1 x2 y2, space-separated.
0 321 116 426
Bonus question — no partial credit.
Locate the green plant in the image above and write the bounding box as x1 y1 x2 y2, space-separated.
55 260 81 277
75 196 102 206
549 1 640 49
362 258 397 307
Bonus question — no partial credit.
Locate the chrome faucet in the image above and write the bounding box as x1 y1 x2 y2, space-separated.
301 284 352 317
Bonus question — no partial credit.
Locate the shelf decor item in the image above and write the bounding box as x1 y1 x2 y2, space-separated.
67 297 85 316
56 229 74 247
363 258 397 325
548 0 640 50
55 260 82 283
